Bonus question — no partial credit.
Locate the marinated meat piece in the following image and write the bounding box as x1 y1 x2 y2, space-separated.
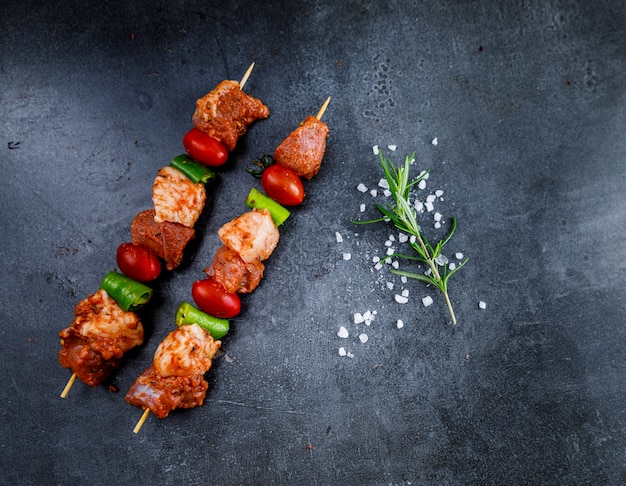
152 166 206 228
58 289 144 387
217 208 279 263
58 330 121 387
125 324 221 418
192 80 270 151
153 324 220 378
131 209 195 271
273 116 329 180
205 245 264 294
125 366 209 419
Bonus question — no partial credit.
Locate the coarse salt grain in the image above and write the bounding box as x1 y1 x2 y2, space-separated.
378 178 389 189
479 301 487 309
354 313 364 324
337 326 349 338
357 183 368 193
425 201 434 212
343 253 352 261
398 233 408 243
422 295 434 307
395 294 409 304
347 352 354 358
391 260 399 269
426 194 437 203
418 180 427 190
386 282 394 290
359 333 369 343
335 232 343 243
372 256 380 263
388 144 397 151
372 145 379 155
435 190 444 197
434 222 441 229
434 212 442 222
402 289 409 297
397 319 404 329
370 189 378 197
432 137 438 145
455 252 464 260
449 262 456 270
360 203 366 212
339 347 347 356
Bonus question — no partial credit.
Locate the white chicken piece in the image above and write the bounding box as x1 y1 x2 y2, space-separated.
72 289 144 360
217 208 279 263
153 323 220 377
152 166 206 228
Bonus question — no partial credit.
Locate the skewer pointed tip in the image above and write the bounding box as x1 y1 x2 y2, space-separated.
316 96 331 120
60 373 77 399
239 62 255 90
133 408 151 434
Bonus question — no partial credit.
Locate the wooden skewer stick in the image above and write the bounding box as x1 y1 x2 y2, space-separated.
133 408 151 434
60 372 77 399
316 96 331 120
239 62 255 90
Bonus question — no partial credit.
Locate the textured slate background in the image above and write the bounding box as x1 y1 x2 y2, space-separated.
1 1 625 484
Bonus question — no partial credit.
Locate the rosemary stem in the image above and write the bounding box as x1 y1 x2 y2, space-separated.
443 290 457 325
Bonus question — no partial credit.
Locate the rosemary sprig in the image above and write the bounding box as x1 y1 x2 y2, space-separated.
356 152 468 324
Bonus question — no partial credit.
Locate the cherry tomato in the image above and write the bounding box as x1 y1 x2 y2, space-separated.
192 278 241 318
183 128 228 166
261 164 305 206
116 242 162 282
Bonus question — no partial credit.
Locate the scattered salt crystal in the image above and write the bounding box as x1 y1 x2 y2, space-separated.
374 262 383 270
424 268 432 276
370 189 378 197
432 137 438 146
398 233 408 243
386 247 394 256
479 301 487 309
422 296 434 307
422 172 430 180
383 189 391 197
455 252 464 260
391 260 399 269
378 178 389 189
354 313 365 324
395 294 409 304
337 326 349 338
418 180 427 190
357 183 368 193
435 190 444 197
402 289 409 298
360 203 366 212
425 201 434 212
388 235 396 241
363 310 374 323
335 232 343 243
359 333 369 343
343 253 352 261
434 212 442 222
372 256 380 263
346 352 354 358
339 347 347 356
400 276 407 284
435 254 449 265
396 319 404 329
415 200 424 212
449 262 457 270
388 144 397 151
372 145 379 155
386 282 394 290
410 235 417 244
434 222 441 229
426 194 437 203
384 240 392 247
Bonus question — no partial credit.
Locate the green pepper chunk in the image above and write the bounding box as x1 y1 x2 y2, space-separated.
175 302 229 340
100 271 153 312
245 187 290 226
170 154 217 184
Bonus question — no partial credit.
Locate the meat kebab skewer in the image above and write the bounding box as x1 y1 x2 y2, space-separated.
59 64 268 399
128 98 330 432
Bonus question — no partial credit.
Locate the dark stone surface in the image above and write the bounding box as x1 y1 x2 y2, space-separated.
1 1 625 484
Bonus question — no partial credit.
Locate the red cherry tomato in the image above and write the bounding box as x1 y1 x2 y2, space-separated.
116 243 162 282
183 128 228 166
261 164 305 206
192 278 241 318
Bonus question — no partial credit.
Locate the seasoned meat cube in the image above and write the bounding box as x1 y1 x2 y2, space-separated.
125 366 209 418
131 209 195 271
273 116 329 180
192 80 270 151
217 208 279 263
58 289 144 387
153 323 220 378
152 166 206 228
125 324 221 418
205 245 264 294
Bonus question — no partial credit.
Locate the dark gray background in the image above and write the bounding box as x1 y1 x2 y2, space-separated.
1 1 625 484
